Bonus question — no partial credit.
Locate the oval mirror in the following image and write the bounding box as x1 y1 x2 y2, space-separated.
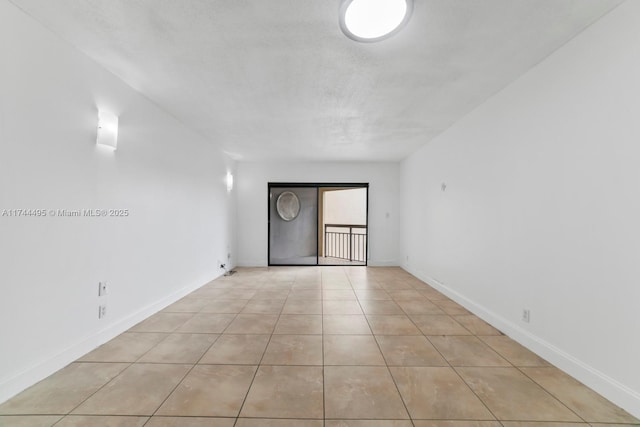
276 191 301 221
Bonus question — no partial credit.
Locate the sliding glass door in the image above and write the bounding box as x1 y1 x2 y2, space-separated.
268 183 368 266
269 186 318 265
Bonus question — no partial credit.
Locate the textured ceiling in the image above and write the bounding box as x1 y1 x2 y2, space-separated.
9 0 623 161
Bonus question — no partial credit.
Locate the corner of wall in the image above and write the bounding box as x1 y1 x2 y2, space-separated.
0 272 221 404
402 265 640 418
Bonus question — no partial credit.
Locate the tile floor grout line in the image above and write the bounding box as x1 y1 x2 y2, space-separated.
232 280 291 426
400 292 503 424
31 312 197 424
321 268 326 427
369 337 417 423
142 288 253 425
46 360 135 423
4 267 636 425
402 276 487 426
515 364 590 424
129 321 191 365
351 273 414 423
139 354 214 423
422 328 503 422
449 364 518 423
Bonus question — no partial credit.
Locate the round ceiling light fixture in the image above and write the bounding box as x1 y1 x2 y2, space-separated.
340 0 413 43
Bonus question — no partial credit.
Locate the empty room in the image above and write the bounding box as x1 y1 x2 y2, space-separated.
0 0 639 426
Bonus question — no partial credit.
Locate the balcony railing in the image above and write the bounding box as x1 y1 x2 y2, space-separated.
324 224 367 263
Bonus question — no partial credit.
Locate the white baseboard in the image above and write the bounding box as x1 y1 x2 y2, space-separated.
236 260 400 267
367 260 399 267
237 259 267 267
402 264 640 419
0 273 221 405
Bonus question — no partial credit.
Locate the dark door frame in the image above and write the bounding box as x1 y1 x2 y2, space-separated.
267 182 369 266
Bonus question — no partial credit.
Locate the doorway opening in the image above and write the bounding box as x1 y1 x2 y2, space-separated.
319 187 367 265
268 183 368 266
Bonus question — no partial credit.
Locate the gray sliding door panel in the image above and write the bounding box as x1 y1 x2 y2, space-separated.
269 187 318 265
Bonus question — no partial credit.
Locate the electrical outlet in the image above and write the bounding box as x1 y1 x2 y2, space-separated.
522 309 530 323
98 281 108 296
98 305 107 319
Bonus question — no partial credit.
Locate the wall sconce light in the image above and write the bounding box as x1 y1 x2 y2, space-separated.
97 111 118 150
226 172 234 192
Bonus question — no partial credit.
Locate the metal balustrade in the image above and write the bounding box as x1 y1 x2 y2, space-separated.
324 224 367 262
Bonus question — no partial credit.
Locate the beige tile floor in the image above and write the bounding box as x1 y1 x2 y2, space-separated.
1 267 638 427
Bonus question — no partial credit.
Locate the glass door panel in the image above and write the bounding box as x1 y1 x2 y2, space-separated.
269 186 318 265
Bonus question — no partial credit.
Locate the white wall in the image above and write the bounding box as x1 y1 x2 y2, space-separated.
237 162 399 266
324 188 367 226
0 2 236 403
400 1 640 417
